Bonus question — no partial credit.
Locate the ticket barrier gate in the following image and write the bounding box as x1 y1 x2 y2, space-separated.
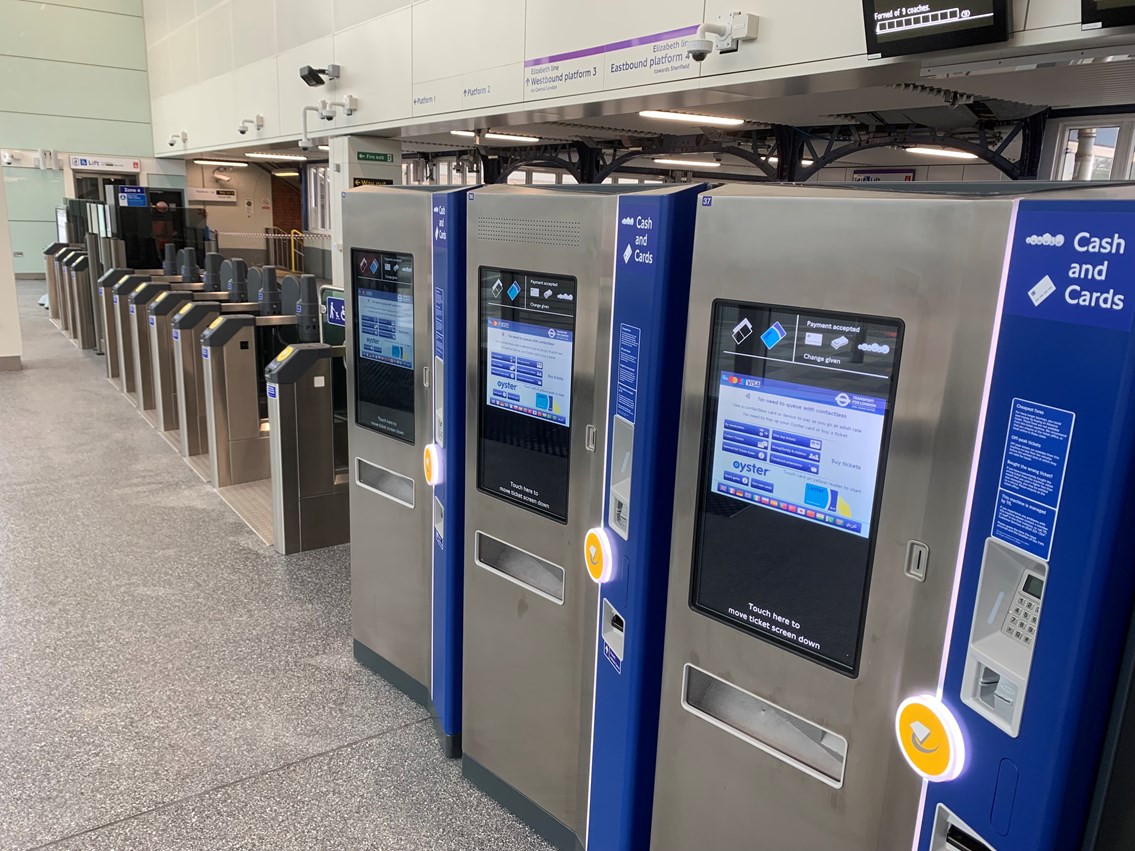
68 253 98 350
462 184 681 848
172 263 258 479
148 290 196 447
342 185 471 754
96 268 138 372
631 184 1135 851
55 248 84 338
201 266 298 543
266 343 350 554
43 242 79 324
128 253 233 424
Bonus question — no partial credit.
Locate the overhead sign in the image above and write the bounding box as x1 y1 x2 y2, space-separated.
852 168 916 182
187 187 237 203
117 186 147 208
70 154 141 173
353 177 394 188
861 0 1011 58
357 151 395 163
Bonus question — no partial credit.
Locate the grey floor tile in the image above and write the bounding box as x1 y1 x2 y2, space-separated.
49 720 551 851
0 287 550 851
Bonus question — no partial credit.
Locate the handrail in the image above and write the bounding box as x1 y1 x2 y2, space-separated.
289 229 304 273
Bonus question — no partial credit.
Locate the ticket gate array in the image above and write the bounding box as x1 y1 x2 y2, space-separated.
201 268 347 552
343 185 471 755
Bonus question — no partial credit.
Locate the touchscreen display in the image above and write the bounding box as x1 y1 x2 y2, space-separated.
1082 0 1135 29
691 302 903 675
352 248 415 442
478 267 577 522
862 1 1010 57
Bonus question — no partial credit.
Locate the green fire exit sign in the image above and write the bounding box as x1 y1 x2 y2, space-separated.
357 151 395 163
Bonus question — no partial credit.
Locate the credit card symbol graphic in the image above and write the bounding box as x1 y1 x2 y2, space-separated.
1028 275 1057 306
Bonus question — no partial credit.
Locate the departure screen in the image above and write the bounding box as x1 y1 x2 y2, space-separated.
352 248 415 443
478 267 577 522
862 1 1010 57
1082 0 1135 29
690 302 903 675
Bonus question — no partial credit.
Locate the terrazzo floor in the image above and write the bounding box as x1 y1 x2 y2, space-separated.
0 282 552 851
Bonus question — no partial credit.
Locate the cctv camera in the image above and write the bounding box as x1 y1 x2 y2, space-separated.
237 126 248 135
168 137 177 147
300 65 324 87
298 137 315 151
686 37 714 62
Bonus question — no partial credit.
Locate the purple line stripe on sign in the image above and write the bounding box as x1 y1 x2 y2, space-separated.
524 25 699 68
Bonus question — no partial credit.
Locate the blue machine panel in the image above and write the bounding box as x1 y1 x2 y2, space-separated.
919 200 1135 850
586 186 701 850
429 188 469 754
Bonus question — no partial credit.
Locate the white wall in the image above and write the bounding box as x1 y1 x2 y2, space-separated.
145 0 1099 155
0 165 22 366
183 162 275 258
1 0 158 274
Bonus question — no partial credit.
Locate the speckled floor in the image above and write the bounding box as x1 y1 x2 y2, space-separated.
0 283 551 851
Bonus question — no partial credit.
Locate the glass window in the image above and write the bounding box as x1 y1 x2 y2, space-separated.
306 165 332 232
1059 126 1121 181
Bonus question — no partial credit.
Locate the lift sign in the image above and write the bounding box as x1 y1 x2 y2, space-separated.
1004 204 1135 331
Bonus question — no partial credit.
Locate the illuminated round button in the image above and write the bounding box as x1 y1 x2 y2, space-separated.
584 528 613 584
895 694 966 782
423 443 442 487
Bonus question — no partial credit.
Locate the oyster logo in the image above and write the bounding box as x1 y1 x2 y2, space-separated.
1026 233 1065 247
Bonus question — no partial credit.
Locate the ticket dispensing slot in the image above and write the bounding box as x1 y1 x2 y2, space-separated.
681 665 848 788
961 538 1047 736
475 531 565 604
608 415 634 540
433 497 444 543
931 805 995 851
356 458 415 508
434 353 445 445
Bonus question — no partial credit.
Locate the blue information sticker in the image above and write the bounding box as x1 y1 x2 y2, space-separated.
991 398 1074 560
267 384 277 399
616 323 641 423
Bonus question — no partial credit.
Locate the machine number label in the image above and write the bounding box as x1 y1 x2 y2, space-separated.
201 347 209 360
267 384 278 399
172 330 180 341
991 399 1074 561
149 317 155 327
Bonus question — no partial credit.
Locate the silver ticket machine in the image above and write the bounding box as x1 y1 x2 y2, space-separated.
646 184 1135 851
462 184 647 848
342 188 438 713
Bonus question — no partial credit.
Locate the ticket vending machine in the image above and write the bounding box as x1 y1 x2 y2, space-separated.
343 185 470 755
462 184 673 849
647 185 1135 851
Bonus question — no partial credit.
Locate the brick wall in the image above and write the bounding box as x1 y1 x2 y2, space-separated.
271 177 302 234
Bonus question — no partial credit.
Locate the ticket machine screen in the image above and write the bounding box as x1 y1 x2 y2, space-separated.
352 248 415 442
690 302 903 674
478 267 577 522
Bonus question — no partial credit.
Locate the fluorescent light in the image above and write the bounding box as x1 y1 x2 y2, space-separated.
194 160 249 167
450 130 541 143
654 158 722 170
273 171 300 177
765 157 815 167
317 145 330 151
905 147 978 160
245 152 309 161
639 110 744 127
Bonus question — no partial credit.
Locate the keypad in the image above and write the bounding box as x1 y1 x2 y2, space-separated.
1002 579 1042 647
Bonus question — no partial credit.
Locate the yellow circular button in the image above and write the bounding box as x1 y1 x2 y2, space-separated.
584 528 613 584
423 443 442 487
895 694 965 782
